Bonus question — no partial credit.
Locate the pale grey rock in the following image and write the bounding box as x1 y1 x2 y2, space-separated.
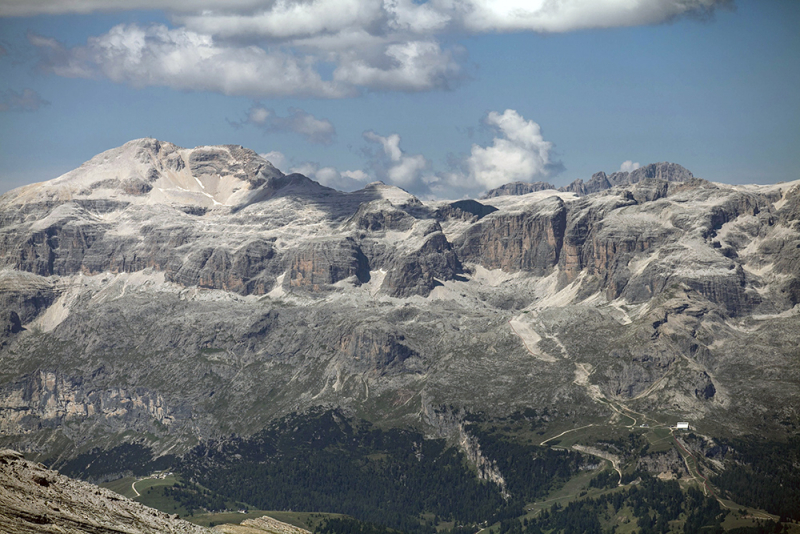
380 223 462 297
0 140 797 468
435 199 498 221
561 172 612 196
455 195 567 276
486 162 696 199
482 181 556 198
348 199 416 232
284 238 370 291
0 449 209 533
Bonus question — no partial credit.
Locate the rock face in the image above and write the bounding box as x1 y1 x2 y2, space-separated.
483 162 696 199
455 195 567 275
380 222 462 297
0 139 798 468
0 371 179 438
0 449 209 533
284 238 370 291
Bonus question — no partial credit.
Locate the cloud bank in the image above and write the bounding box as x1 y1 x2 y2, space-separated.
29 25 349 98
2 1 735 32
22 0 733 98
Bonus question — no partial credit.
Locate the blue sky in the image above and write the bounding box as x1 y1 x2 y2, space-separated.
0 0 798 199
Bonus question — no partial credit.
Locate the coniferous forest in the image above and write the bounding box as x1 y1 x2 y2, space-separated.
56 408 800 533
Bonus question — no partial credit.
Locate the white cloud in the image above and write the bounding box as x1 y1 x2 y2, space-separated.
364 131 430 191
364 131 404 161
248 106 271 125
30 22 461 97
289 161 371 191
244 105 336 144
356 110 559 198
342 169 370 182
260 150 287 170
0 88 50 112
462 109 557 190
20 1 733 98
252 109 554 199
385 0 451 33
334 40 461 92
451 0 732 33
175 0 384 41
619 160 641 172
29 24 350 98
0 1 269 16
1 0 735 34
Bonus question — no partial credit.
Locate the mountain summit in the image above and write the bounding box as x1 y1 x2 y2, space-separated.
3 138 287 210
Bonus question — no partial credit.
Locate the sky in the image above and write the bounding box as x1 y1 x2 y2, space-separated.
0 0 798 199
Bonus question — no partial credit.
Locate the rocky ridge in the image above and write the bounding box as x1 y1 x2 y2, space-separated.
482 162 698 198
0 139 798 464
0 448 208 533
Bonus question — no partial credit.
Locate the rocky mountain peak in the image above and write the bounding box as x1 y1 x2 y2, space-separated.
0 138 285 211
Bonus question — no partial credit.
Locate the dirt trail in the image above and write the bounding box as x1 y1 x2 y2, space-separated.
539 424 595 446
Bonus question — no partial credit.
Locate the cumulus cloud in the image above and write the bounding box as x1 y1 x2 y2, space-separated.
19 1 733 98
620 160 641 172
29 24 349 98
349 110 559 198
175 0 384 41
334 40 462 92
364 131 430 192
260 150 288 170
243 105 336 144
0 88 50 112
29 21 461 97
459 109 558 190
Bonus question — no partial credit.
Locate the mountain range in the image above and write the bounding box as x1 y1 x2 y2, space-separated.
0 138 798 528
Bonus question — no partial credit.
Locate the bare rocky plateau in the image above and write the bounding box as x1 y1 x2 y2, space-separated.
0 138 798 464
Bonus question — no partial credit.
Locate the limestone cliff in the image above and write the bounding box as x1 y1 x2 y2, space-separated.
0 139 797 465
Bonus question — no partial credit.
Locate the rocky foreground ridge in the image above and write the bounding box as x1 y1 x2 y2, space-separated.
0 138 798 462
0 446 317 534
0 448 207 533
